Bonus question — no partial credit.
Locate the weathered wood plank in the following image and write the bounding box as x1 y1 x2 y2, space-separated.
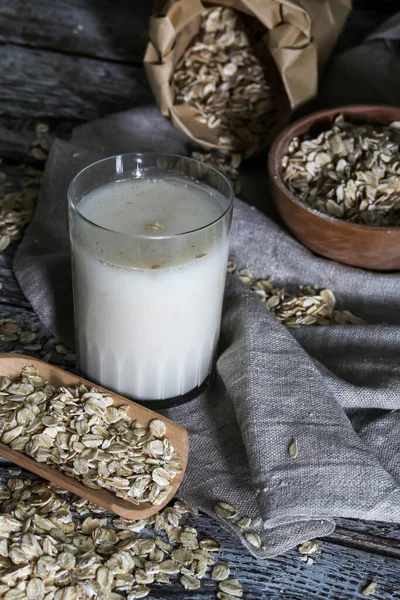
1 462 400 599
0 0 152 64
328 517 400 560
211 535 400 600
335 517 400 542
1 0 399 69
328 527 400 560
0 44 152 121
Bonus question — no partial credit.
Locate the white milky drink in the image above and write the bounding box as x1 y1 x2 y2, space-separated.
69 161 232 403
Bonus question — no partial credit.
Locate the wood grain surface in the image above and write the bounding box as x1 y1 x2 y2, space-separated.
0 44 151 121
0 0 152 63
0 0 400 597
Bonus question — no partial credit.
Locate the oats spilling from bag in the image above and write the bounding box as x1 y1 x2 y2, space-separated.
0 366 182 506
282 115 400 226
191 151 241 194
228 262 364 327
212 564 231 581
173 7 278 156
0 477 243 599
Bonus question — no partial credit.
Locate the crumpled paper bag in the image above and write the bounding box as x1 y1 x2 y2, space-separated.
144 0 351 156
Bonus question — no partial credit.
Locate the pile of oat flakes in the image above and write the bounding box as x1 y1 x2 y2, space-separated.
0 367 182 508
229 262 364 327
0 123 51 252
282 114 400 226
0 477 243 599
174 6 278 157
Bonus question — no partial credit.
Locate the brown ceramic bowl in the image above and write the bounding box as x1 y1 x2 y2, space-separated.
268 105 400 271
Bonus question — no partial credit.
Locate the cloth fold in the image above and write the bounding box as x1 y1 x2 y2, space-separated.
319 10 400 107
14 105 400 557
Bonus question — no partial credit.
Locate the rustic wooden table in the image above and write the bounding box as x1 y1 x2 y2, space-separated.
1 1 400 598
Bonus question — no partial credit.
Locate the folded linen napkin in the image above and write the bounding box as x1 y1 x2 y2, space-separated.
14 106 400 557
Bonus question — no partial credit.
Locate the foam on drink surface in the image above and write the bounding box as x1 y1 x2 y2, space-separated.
78 176 223 237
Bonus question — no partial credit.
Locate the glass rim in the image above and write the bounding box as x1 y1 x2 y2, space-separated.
68 152 234 240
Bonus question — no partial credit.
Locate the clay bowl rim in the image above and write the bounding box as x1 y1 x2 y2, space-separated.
268 104 400 235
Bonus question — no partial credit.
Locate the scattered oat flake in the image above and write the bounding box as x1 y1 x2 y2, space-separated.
39 138 52 152
127 585 151 598
238 516 252 529
72 152 80 158
55 344 70 355
218 578 243 597
244 531 261 549
212 564 230 581
214 501 238 520
180 573 201 590
298 540 322 555
289 438 298 459
0 172 7 182
227 260 237 273
362 581 377 596
200 538 220 552
146 221 164 231
30 147 47 161
0 235 10 251
24 343 43 351
35 123 49 134
19 330 36 344
8 467 21 476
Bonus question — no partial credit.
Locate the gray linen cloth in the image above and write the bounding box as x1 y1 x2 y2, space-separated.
14 106 400 558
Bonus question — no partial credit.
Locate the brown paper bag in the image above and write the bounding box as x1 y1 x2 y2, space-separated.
144 0 351 157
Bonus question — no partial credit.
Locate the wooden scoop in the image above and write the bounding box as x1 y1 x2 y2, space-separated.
0 354 189 519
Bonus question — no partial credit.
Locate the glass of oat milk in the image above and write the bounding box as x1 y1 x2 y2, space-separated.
68 153 233 408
